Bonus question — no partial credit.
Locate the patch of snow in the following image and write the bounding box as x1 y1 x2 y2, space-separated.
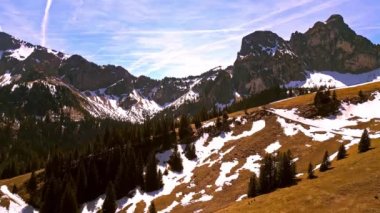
202 121 214 128
286 69 380 89
236 194 247 201
215 160 240 191
276 117 336 142
0 72 12 87
0 185 37 213
9 44 34 61
265 141 281 153
159 201 179 213
237 154 262 176
181 192 196 206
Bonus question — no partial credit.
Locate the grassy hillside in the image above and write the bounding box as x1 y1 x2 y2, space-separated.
1 81 380 212
218 140 380 212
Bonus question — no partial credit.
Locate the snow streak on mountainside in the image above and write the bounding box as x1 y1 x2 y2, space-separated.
286 68 380 88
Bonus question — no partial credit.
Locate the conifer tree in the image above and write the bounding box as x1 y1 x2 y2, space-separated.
247 174 258 198
319 151 330 172
222 111 229 123
358 90 366 103
216 117 222 129
168 146 183 172
102 182 117 213
358 129 371 153
276 151 295 187
76 161 87 203
337 144 346 160
258 154 276 193
27 171 37 193
193 116 202 129
149 201 157 213
12 184 17 193
59 184 78 213
185 143 197 160
144 154 163 192
178 114 192 141
307 163 315 179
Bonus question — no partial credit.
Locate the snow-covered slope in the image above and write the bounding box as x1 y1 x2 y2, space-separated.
81 119 266 213
0 185 36 213
286 69 380 88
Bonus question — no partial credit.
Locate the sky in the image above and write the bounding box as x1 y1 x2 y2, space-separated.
0 0 379 79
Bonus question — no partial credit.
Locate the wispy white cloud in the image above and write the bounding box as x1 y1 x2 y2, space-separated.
0 0 378 79
41 0 53 46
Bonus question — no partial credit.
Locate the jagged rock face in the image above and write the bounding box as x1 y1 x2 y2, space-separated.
233 31 305 95
59 55 135 91
290 14 380 72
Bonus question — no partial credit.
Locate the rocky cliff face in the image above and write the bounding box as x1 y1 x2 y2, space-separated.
0 14 379 122
290 14 380 72
233 31 304 95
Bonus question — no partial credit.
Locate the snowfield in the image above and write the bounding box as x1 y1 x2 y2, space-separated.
286 69 380 88
271 92 380 141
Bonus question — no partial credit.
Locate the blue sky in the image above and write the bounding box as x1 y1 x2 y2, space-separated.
0 0 379 79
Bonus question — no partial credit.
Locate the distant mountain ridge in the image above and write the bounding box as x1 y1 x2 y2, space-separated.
0 14 379 122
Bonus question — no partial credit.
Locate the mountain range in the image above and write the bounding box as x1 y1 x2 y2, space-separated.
0 14 379 123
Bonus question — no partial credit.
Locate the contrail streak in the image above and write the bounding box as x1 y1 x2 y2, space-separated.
41 0 53 46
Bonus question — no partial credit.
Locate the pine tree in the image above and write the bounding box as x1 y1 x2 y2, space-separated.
102 182 117 213
12 184 17 193
307 163 315 179
247 174 257 198
59 184 78 213
178 115 193 141
75 161 87 203
337 144 346 160
144 154 163 192
193 116 202 129
149 201 157 213
27 171 37 193
185 143 197 160
41 177 61 213
276 151 295 187
216 117 222 129
358 129 371 153
168 146 183 172
222 111 229 123
258 154 276 193
358 90 366 103
319 151 330 172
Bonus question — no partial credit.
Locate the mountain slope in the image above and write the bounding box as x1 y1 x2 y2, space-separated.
218 140 380 212
1 80 380 212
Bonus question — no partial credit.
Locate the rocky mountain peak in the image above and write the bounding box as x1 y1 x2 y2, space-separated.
326 14 345 24
238 31 292 59
290 14 380 72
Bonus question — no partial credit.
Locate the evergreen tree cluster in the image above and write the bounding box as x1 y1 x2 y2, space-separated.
38 116 178 212
313 89 340 116
247 150 296 197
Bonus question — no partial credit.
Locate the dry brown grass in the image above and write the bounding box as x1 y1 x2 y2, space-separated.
218 140 380 213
